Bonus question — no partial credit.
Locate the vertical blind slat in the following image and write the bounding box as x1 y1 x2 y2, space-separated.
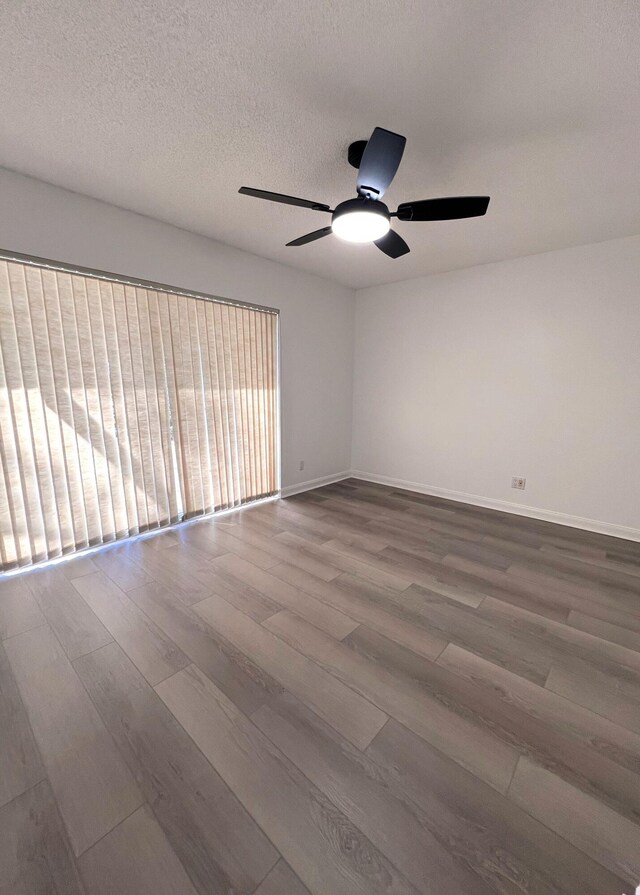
215 303 232 505
243 310 255 500
156 293 183 524
0 258 278 571
101 280 139 536
42 270 86 550
205 300 230 509
3 264 46 562
216 304 240 506
267 313 277 494
189 298 211 515
138 289 170 527
255 312 267 498
75 276 114 542
146 291 176 525
12 265 54 561
23 267 65 557
67 274 103 545
196 300 216 512
91 279 127 539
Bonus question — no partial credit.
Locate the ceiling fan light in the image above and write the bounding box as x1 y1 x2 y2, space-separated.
332 211 390 243
331 200 390 243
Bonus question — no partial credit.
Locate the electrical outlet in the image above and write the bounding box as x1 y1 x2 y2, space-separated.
299 460 305 471
511 476 526 490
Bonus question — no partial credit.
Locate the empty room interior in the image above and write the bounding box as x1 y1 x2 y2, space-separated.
1 2 640 893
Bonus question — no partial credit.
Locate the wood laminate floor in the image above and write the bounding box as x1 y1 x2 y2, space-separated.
1 478 640 894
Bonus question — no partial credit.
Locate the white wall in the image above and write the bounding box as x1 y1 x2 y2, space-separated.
352 235 640 537
0 168 355 490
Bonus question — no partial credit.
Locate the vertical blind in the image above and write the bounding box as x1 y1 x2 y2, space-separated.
0 256 279 571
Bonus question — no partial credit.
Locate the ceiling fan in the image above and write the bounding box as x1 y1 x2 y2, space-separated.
238 127 490 258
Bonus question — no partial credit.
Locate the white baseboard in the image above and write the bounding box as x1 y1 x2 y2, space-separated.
281 471 352 498
350 469 640 543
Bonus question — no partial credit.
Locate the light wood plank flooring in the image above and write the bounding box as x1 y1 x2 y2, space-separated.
2 478 640 894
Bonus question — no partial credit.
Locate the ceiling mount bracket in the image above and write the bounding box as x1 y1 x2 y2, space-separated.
348 140 368 169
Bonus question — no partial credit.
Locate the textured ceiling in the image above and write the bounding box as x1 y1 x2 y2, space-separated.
1 1 639 289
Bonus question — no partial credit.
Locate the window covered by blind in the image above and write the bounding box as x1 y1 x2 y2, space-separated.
0 256 279 571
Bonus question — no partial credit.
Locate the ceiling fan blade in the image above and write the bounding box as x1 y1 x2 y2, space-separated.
374 229 410 259
356 127 406 199
286 227 333 247
396 196 490 221
239 187 331 212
